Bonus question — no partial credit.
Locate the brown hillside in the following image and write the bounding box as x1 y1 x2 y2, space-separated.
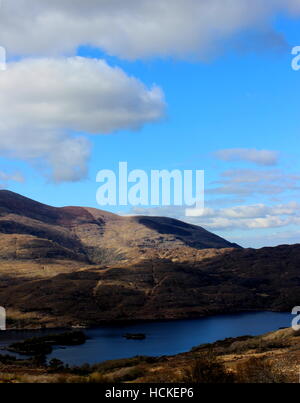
0 191 298 328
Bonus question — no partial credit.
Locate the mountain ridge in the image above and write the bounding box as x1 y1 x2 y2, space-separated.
0 190 298 329
0 190 240 264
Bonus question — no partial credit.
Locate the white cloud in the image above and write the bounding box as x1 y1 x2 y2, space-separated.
128 199 300 248
1 0 300 60
0 169 25 190
0 57 165 182
215 148 279 166
130 201 300 231
0 170 24 184
208 169 300 196
230 230 300 248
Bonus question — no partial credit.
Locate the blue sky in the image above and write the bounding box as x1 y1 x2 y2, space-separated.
1 2 300 248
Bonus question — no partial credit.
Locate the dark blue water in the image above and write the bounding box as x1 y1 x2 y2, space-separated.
0 312 292 366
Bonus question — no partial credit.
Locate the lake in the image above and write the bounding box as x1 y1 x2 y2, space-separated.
0 311 292 366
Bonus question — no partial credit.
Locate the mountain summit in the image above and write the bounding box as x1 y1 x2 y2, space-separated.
0 190 240 264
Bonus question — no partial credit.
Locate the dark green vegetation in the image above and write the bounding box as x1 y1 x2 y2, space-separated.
7 331 86 355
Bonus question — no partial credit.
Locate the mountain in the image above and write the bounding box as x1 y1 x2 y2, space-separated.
0 190 240 263
0 190 299 329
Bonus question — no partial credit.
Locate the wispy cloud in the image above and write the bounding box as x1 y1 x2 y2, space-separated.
214 148 279 166
208 169 300 196
0 170 25 189
230 230 300 248
0 170 24 183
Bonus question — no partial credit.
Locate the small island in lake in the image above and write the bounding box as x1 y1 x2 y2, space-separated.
123 333 146 340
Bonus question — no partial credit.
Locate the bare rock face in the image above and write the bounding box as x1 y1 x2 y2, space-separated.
0 190 298 328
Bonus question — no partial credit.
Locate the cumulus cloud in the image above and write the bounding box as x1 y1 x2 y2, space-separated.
130 201 300 231
0 57 165 182
199 202 300 230
1 0 300 59
215 148 279 166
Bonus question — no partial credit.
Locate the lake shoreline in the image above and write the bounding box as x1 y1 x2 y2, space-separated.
0 325 298 383
2 308 290 332
0 311 292 367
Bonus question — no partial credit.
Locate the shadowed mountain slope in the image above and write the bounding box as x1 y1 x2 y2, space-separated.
1 244 300 327
0 190 240 264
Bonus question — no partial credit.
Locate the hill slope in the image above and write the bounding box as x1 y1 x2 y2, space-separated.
0 191 299 328
1 244 300 327
0 190 240 264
